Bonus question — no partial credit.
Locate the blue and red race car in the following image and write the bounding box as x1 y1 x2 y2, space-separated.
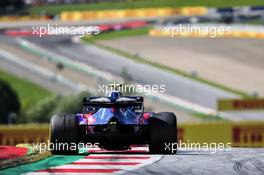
50 87 177 154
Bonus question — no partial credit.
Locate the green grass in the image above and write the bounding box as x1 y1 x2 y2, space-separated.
85 26 150 41
83 27 250 98
194 113 225 121
29 0 264 15
0 69 52 109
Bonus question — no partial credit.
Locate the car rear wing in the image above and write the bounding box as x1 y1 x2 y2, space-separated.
83 96 143 108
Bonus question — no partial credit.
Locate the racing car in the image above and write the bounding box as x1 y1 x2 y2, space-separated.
49 86 177 154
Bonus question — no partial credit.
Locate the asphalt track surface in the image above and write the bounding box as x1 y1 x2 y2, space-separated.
100 36 264 96
1 146 264 175
132 148 264 175
0 34 76 95
0 57 74 96
25 36 237 110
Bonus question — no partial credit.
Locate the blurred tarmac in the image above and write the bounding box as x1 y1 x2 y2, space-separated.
0 35 200 123
99 36 264 96
24 35 236 110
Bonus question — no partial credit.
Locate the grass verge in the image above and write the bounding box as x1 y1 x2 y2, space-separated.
0 69 52 110
194 113 225 121
29 0 264 15
86 27 151 41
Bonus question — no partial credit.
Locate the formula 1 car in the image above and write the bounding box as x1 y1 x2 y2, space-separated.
50 87 177 154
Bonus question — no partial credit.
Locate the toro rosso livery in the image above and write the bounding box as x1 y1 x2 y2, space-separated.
50 86 177 154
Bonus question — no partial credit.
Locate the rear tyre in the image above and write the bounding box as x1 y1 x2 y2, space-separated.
149 112 177 154
49 113 79 155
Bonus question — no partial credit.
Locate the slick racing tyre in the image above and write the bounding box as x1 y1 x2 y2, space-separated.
49 113 79 154
149 112 177 154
